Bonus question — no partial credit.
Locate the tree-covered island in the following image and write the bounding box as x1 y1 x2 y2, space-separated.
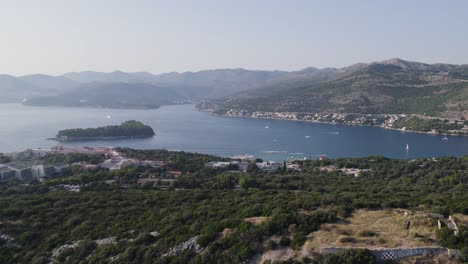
52 120 155 141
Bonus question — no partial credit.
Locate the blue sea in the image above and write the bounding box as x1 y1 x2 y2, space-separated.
0 104 467 160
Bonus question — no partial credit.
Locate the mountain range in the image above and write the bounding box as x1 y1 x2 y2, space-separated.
1 59 468 118
0 69 289 107
201 59 468 119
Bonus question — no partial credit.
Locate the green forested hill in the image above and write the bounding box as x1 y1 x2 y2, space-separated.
208 59 468 119
0 151 467 263
55 121 155 141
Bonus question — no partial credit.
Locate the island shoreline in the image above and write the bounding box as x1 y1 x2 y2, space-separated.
51 120 156 141
47 135 154 142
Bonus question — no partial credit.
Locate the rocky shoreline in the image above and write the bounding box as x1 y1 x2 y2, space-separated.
48 135 153 142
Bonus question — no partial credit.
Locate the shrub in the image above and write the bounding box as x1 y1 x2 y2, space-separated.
339 236 357 243
359 230 378 237
265 240 277 250
320 248 376 264
291 231 307 249
279 236 291 247
336 229 352 236
378 237 387 244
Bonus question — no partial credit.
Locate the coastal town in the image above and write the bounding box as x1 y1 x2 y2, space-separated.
222 109 468 135
0 146 379 190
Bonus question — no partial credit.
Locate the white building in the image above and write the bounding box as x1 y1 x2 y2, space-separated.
256 162 282 172
0 165 16 183
31 164 56 178
101 157 141 171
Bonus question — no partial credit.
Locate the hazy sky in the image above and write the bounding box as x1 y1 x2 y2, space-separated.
1 0 467 76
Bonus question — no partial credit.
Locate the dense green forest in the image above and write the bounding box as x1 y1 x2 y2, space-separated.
393 116 468 134
0 150 467 263
55 121 155 140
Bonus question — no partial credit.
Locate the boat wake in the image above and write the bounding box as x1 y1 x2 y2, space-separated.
261 150 288 154
320 132 339 135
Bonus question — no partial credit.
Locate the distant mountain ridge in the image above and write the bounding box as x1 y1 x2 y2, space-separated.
19 74 78 91
2 59 468 116
1 68 292 107
62 68 289 99
62 70 156 84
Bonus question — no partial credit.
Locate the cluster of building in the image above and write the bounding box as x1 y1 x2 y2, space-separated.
0 146 121 184
205 160 302 172
0 146 122 183
0 163 71 183
319 165 372 177
205 161 249 172
1 146 187 186
224 109 407 127
225 110 299 120
309 113 406 128
225 110 468 135
255 161 284 172
10 146 117 160
0 146 159 183
80 156 170 172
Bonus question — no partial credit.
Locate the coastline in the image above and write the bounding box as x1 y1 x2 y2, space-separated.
48 135 154 142
200 110 468 137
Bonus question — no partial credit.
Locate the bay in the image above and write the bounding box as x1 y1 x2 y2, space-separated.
0 104 467 160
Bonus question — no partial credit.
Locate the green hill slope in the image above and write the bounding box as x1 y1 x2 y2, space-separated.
207 59 468 119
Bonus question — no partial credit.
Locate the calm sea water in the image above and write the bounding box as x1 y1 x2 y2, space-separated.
0 104 466 160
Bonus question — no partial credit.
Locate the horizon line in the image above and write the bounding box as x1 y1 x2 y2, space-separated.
3 57 467 78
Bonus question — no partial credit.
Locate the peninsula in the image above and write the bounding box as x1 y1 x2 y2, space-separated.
51 120 155 141
197 59 468 136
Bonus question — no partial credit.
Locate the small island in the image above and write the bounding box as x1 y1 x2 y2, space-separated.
51 120 155 141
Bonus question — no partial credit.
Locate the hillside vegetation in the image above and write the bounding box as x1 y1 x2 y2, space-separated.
207 59 468 119
0 150 467 263
54 121 155 141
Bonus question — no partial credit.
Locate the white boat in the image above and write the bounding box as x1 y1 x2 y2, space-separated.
405 144 409 151
442 136 448 141
265 126 269 129
106 115 112 119
305 135 310 138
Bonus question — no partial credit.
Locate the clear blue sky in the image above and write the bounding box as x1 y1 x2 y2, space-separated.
1 0 467 75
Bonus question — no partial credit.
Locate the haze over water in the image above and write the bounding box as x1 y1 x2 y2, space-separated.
0 104 466 160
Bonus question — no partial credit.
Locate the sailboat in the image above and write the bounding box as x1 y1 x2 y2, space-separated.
405 144 409 152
